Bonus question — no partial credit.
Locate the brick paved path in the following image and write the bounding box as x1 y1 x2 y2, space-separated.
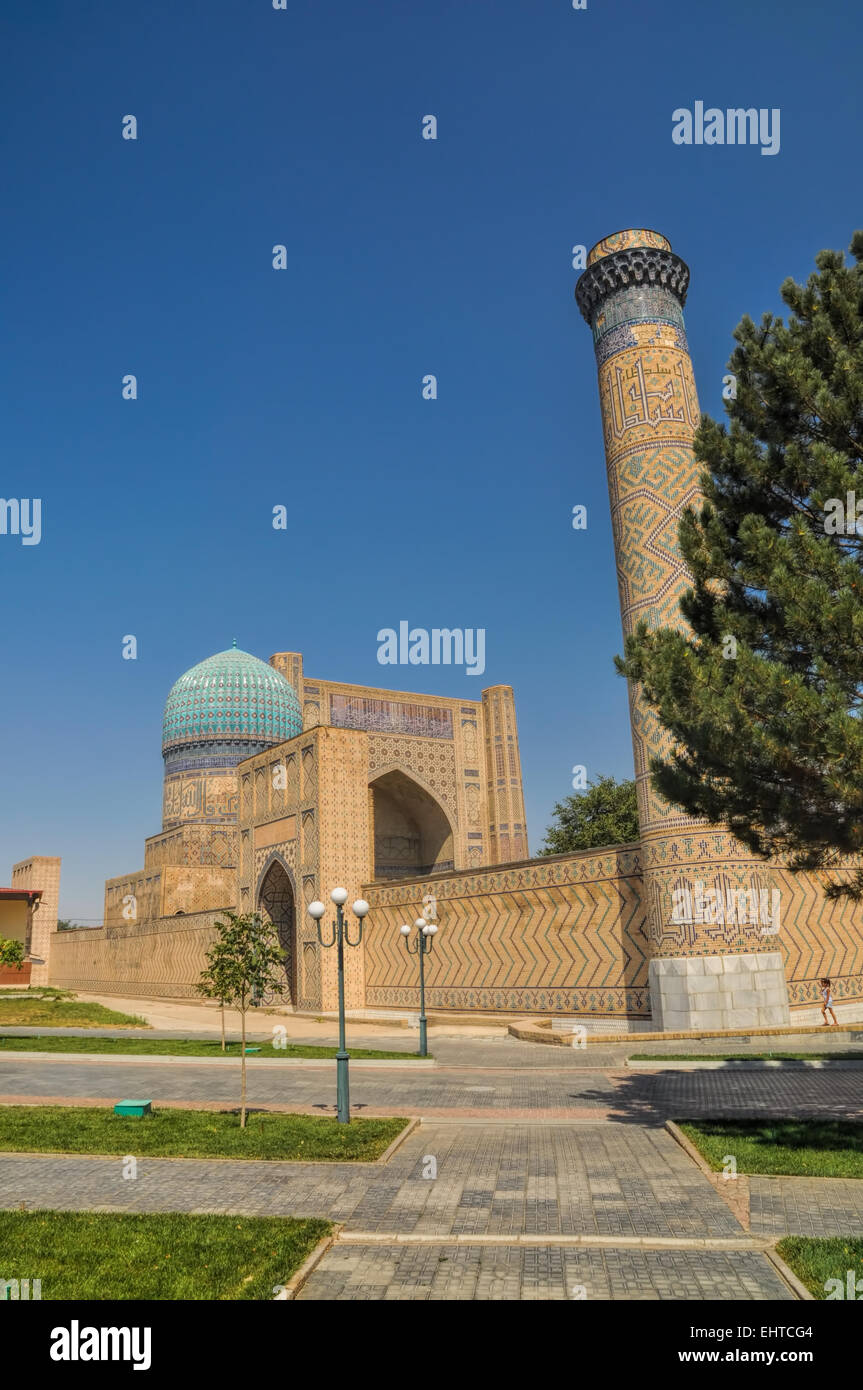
0 1120 806 1300
1 1054 861 1121
295 1243 793 1301
1 1038 860 1299
0 1123 742 1237
749 1176 863 1237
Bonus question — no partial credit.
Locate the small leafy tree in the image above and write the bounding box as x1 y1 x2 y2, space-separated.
539 775 639 855
0 937 26 969
197 913 284 1128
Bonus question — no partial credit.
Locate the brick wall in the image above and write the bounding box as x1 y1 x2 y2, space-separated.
362 845 649 1016
48 909 232 999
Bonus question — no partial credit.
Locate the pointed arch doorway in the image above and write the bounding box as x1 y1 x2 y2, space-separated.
369 769 455 879
257 858 298 1005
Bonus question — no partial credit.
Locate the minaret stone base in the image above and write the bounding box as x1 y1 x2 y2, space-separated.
650 953 790 1032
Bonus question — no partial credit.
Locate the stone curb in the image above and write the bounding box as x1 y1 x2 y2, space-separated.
276 1225 343 1300
763 1248 814 1301
0 1098 620 1121
0 1050 435 1070
627 1058 863 1070
418 1116 616 1127
665 1119 721 1179
509 1020 863 1047
664 1119 752 1232
335 1231 771 1250
376 1115 421 1163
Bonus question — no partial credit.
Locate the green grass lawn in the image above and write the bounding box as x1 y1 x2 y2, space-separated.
776 1237 863 1299
0 987 72 998
0 1034 423 1060
0 1105 407 1161
634 1052 863 1062
677 1119 863 1178
0 997 147 1028
0 1209 330 1299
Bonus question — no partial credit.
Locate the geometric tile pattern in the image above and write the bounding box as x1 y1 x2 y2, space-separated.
363 846 650 1015
144 824 237 870
578 233 784 961
596 323 703 840
367 735 460 826
771 862 863 1005
58 843 863 1012
298 1244 792 1301
162 644 302 756
49 907 228 999
482 686 529 863
587 227 673 266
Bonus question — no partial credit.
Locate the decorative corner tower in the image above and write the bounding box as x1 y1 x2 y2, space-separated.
576 229 790 1030
482 685 529 863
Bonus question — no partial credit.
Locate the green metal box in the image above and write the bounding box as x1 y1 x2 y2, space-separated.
114 1100 152 1117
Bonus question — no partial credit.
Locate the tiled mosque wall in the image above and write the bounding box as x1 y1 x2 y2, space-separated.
363 855 863 1019
51 849 863 1016
362 846 650 1017
103 866 235 927
49 909 229 999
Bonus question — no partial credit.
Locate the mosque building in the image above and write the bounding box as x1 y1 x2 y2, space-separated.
41 230 863 1029
84 643 528 1015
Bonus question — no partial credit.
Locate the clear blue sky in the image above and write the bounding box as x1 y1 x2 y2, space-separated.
2 0 860 922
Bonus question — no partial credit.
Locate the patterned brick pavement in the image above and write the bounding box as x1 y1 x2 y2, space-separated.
295 1242 793 1301
0 1123 743 1238
0 1056 628 1117
749 1176 863 1237
653 1071 863 1120
2 1041 860 1298
2 1055 861 1121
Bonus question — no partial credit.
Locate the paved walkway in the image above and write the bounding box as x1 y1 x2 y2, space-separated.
73 994 505 1045
5 1021 862 1070
295 1244 793 1301
0 1120 817 1301
1 1033 860 1299
749 1175 863 1237
1 1051 861 1121
1 1123 742 1235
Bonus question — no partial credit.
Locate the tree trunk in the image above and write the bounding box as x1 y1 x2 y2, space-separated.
220 1001 225 1053
240 1005 247 1129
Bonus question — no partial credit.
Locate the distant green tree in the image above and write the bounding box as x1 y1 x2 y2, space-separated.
539 775 639 855
197 912 284 1128
56 920 74 932
0 937 26 969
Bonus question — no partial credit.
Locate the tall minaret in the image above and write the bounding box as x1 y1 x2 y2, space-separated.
576 229 790 1030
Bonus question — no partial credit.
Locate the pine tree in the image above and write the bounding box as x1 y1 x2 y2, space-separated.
619 232 863 896
539 775 639 854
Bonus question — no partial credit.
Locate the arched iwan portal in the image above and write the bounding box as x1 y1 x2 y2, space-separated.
370 770 454 879
258 859 297 1004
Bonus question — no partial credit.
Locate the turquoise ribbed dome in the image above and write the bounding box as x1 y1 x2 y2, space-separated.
162 645 302 756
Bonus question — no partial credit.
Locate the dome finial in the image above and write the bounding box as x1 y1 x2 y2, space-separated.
231 637 238 649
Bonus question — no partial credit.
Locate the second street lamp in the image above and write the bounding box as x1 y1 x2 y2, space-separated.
307 889 368 1123
400 917 437 1057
